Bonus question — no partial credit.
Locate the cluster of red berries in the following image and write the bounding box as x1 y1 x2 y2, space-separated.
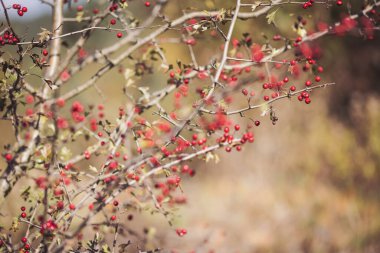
20 206 27 219
20 237 29 252
39 219 58 234
176 228 187 237
154 169 194 205
167 175 181 187
302 0 315 9
0 31 19 45
215 127 254 152
293 36 303 47
12 4 27 16
298 91 311 104
109 1 121 12
241 88 255 97
71 101 85 122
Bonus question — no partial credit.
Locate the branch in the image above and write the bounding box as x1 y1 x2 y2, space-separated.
45 0 64 81
200 83 336 115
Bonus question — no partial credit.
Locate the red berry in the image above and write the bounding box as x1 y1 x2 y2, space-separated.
21 212 27 218
145 1 151 7
263 95 270 101
290 86 296 92
234 124 240 131
305 80 312 86
241 88 248 96
305 98 311 104
21 237 27 243
113 200 119 206
69 203 75 210
4 153 12 162
315 76 321 82
17 10 23 16
21 7 27 12
42 49 48 56
336 0 343 6
110 215 116 221
57 201 64 210
116 32 123 38
110 19 116 25
254 120 260 126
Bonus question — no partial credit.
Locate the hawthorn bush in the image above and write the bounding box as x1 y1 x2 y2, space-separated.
0 0 379 252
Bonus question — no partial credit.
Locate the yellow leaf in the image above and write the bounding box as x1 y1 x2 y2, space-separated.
266 8 279 26
76 11 84 22
58 146 72 161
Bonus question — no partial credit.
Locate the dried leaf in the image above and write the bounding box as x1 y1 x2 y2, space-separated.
251 1 261 11
260 103 270 116
37 28 52 43
89 165 98 173
266 8 279 26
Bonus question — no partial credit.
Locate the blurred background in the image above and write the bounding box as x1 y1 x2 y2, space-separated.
1 0 380 252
